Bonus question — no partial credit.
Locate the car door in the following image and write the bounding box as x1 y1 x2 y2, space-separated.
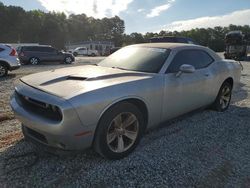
162 49 215 121
78 47 87 55
45 47 61 62
34 46 47 62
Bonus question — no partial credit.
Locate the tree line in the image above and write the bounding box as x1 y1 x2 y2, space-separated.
1 2 250 52
0 2 125 49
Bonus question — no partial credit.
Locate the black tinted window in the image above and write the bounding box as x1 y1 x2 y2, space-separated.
23 46 35 51
23 46 55 52
42 47 56 53
166 49 214 73
99 47 170 73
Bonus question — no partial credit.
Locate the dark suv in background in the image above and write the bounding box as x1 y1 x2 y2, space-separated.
17 45 75 65
149 36 198 44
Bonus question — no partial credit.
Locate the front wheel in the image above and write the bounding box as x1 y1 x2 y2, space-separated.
94 102 145 160
64 56 73 64
0 64 8 77
212 82 232 112
29 57 39 65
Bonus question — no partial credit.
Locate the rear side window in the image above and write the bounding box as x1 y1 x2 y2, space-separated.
166 49 214 73
22 46 55 53
40 47 56 53
16 46 21 53
23 46 37 51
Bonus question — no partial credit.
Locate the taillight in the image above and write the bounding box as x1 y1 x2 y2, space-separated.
10 48 17 56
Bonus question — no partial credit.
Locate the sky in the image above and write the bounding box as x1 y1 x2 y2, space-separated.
2 0 250 33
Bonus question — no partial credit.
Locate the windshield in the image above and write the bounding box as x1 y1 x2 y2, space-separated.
98 46 170 73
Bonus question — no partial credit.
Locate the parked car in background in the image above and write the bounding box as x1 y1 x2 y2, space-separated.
224 31 250 60
109 47 121 54
70 47 98 57
11 43 241 159
150 36 198 44
17 45 75 65
0 44 20 77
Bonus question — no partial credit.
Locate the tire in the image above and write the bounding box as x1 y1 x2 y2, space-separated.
29 57 40 65
0 64 8 77
91 53 96 57
73 52 78 57
212 81 232 112
94 102 145 160
64 56 73 64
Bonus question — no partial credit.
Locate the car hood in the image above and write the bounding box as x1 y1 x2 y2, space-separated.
20 65 153 99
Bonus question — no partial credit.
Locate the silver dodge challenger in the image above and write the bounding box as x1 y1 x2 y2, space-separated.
10 43 241 159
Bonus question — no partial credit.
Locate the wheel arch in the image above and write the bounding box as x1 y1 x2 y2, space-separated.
0 60 10 69
99 97 149 127
223 77 234 88
92 97 149 145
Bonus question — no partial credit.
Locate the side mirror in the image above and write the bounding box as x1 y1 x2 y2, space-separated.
176 64 195 77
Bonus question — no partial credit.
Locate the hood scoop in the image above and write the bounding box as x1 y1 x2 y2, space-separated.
38 72 144 86
39 75 87 86
67 76 88 81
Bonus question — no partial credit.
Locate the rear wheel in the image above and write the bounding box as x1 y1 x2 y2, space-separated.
0 64 8 77
212 82 232 112
94 102 145 159
29 57 39 65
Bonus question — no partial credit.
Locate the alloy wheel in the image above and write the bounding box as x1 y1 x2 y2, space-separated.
30 58 38 65
0 65 6 77
106 112 139 153
220 85 231 109
65 57 72 64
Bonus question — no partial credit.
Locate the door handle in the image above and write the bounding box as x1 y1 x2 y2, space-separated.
204 73 210 77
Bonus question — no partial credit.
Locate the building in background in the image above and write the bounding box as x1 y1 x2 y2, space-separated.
65 41 115 56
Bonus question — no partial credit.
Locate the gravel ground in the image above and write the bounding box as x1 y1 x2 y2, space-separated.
0 57 249 187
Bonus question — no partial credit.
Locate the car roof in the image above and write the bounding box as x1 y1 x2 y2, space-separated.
127 43 222 60
129 42 201 50
20 45 51 48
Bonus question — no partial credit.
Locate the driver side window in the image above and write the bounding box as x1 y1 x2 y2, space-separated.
166 49 214 73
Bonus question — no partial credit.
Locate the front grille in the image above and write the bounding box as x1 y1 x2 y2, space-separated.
25 127 48 144
16 91 62 122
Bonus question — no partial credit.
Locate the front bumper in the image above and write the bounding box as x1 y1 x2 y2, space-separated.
9 64 21 71
10 82 95 151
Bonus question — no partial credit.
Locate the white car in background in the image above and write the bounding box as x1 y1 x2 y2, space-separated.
0 44 21 77
71 47 98 57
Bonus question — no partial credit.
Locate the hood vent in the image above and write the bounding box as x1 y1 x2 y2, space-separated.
67 76 88 81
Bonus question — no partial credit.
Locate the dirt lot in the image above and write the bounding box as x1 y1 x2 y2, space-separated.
0 57 250 187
